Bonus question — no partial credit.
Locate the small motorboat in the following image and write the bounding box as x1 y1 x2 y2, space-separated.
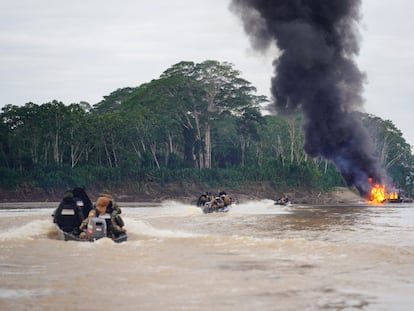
274 199 291 206
53 206 127 243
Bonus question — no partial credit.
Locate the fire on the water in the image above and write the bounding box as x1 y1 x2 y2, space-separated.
367 177 399 204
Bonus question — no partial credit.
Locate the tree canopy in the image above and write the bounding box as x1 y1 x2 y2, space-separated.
1 60 413 196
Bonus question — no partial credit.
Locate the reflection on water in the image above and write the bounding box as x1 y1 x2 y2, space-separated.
1 201 414 310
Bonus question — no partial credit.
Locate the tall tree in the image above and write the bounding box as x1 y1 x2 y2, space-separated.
161 60 266 168
93 87 135 113
236 107 263 167
364 114 414 193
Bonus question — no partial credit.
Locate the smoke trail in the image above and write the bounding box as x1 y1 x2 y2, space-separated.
230 0 386 197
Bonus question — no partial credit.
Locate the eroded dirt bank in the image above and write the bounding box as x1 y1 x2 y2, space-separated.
0 181 361 207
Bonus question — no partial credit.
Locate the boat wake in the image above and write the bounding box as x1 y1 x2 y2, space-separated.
124 218 202 239
0 220 54 241
229 199 292 215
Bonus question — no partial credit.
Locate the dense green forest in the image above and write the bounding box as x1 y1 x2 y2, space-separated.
1 60 413 196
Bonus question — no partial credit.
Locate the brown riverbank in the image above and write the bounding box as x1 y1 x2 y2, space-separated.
0 181 361 206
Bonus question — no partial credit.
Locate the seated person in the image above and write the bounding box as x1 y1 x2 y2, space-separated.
80 196 109 230
197 192 210 207
72 187 93 220
99 191 122 214
220 193 232 206
276 195 290 205
80 195 125 239
99 191 125 237
53 191 83 234
211 196 225 209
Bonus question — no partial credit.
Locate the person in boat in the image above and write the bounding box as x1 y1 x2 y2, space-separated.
197 193 207 207
72 187 93 220
197 192 213 207
80 195 125 239
219 191 232 207
99 191 125 235
79 196 109 238
53 191 83 234
210 196 225 210
276 195 289 205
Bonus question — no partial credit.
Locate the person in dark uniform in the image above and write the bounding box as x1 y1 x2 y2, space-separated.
197 192 211 207
72 187 93 220
53 191 83 234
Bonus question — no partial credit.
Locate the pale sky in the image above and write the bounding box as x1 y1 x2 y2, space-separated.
0 0 413 145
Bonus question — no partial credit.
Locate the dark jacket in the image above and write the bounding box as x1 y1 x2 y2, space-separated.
53 197 83 233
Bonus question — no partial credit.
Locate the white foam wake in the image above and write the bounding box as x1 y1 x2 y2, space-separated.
230 199 292 215
125 218 201 239
0 220 54 241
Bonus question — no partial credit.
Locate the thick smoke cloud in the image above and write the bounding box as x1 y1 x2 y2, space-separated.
230 0 386 197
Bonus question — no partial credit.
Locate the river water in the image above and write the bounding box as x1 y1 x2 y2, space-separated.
1 200 414 311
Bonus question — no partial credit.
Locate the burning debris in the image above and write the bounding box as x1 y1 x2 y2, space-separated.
230 0 387 199
367 178 411 204
368 178 386 204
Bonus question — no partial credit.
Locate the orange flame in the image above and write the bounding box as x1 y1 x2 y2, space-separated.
387 192 399 200
368 178 386 204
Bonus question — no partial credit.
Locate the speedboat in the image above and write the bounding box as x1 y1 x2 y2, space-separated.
274 200 291 206
53 205 127 243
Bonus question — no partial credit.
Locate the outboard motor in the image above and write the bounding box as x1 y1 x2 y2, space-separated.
202 201 213 214
86 217 107 240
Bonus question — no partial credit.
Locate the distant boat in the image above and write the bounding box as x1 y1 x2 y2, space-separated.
386 198 413 204
274 198 291 206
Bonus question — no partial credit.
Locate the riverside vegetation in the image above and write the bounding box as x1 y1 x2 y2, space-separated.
1 60 413 200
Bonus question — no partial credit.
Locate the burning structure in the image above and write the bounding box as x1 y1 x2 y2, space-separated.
367 178 410 204
230 0 388 201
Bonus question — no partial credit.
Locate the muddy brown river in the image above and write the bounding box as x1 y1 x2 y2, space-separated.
1 200 414 310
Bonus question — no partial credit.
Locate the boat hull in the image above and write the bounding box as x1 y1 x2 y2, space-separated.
55 224 127 243
274 201 291 206
202 204 231 214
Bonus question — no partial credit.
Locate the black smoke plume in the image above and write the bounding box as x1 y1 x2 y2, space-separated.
230 0 386 197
